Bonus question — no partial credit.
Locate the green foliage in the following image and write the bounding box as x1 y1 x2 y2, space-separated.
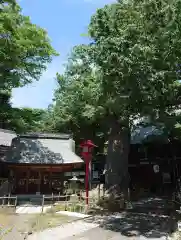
45 46 105 143
88 0 181 123
0 88 46 133
0 89 46 133
10 107 47 133
0 0 58 89
49 0 181 150
0 0 58 134
0 89 12 128
52 0 181 139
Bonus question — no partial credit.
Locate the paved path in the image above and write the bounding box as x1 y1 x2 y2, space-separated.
62 226 167 240
27 220 99 240
16 205 51 214
62 226 131 240
27 218 168 240
27 213 170 240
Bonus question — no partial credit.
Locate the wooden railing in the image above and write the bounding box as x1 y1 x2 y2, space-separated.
41 194 97 213
0 195 17 208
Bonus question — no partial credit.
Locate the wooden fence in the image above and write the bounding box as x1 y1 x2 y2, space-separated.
0 194 17 208
41 193 97 213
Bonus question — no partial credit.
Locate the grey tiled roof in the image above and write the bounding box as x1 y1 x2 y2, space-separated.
131 125 163 144
6 136 83 165
19 133 73 140
0 129 16 146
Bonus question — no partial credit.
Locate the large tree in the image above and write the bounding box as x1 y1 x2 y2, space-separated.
87 0 181 196
0 0 58 89
44 0 181 201
45 45 106 153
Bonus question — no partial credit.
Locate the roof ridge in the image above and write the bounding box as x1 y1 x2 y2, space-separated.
18 132 73 140
0 129 16 134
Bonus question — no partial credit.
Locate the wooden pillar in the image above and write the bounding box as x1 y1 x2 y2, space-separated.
14 169 17 194
26 169 29 193
38 171 41 193
49 169 52 193
9 169 14 194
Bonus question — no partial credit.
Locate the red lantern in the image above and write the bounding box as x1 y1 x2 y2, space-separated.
80 140 96 156
80 140 97 205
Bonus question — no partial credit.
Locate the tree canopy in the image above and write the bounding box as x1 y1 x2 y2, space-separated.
0 0 58 89
0 88 46 133
10 107 47 133
0 0 58 134
42 45 106 151
88 0 181 122
52 0 181 136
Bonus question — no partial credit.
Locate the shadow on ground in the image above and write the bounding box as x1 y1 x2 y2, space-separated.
86 197 177 238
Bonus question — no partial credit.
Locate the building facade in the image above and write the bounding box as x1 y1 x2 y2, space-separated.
6 133 83 194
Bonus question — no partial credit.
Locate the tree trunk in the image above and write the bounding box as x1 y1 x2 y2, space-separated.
105 119 130 200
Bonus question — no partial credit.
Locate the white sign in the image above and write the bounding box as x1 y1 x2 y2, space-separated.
153 165 159 173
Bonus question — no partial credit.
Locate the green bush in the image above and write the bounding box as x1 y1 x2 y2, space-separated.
97 196 125 212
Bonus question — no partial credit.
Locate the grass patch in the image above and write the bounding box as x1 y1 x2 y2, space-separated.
48 202 86 214
47 204 66 213
30 213 71 232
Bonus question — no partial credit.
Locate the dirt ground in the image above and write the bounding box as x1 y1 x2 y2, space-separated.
0 213 33 240
0 208 73 240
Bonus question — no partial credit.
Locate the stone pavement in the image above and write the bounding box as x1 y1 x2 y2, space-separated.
27 220 99 240
27 217 168 240
27 212 171 240
62 226 167 240
62 226 131 240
